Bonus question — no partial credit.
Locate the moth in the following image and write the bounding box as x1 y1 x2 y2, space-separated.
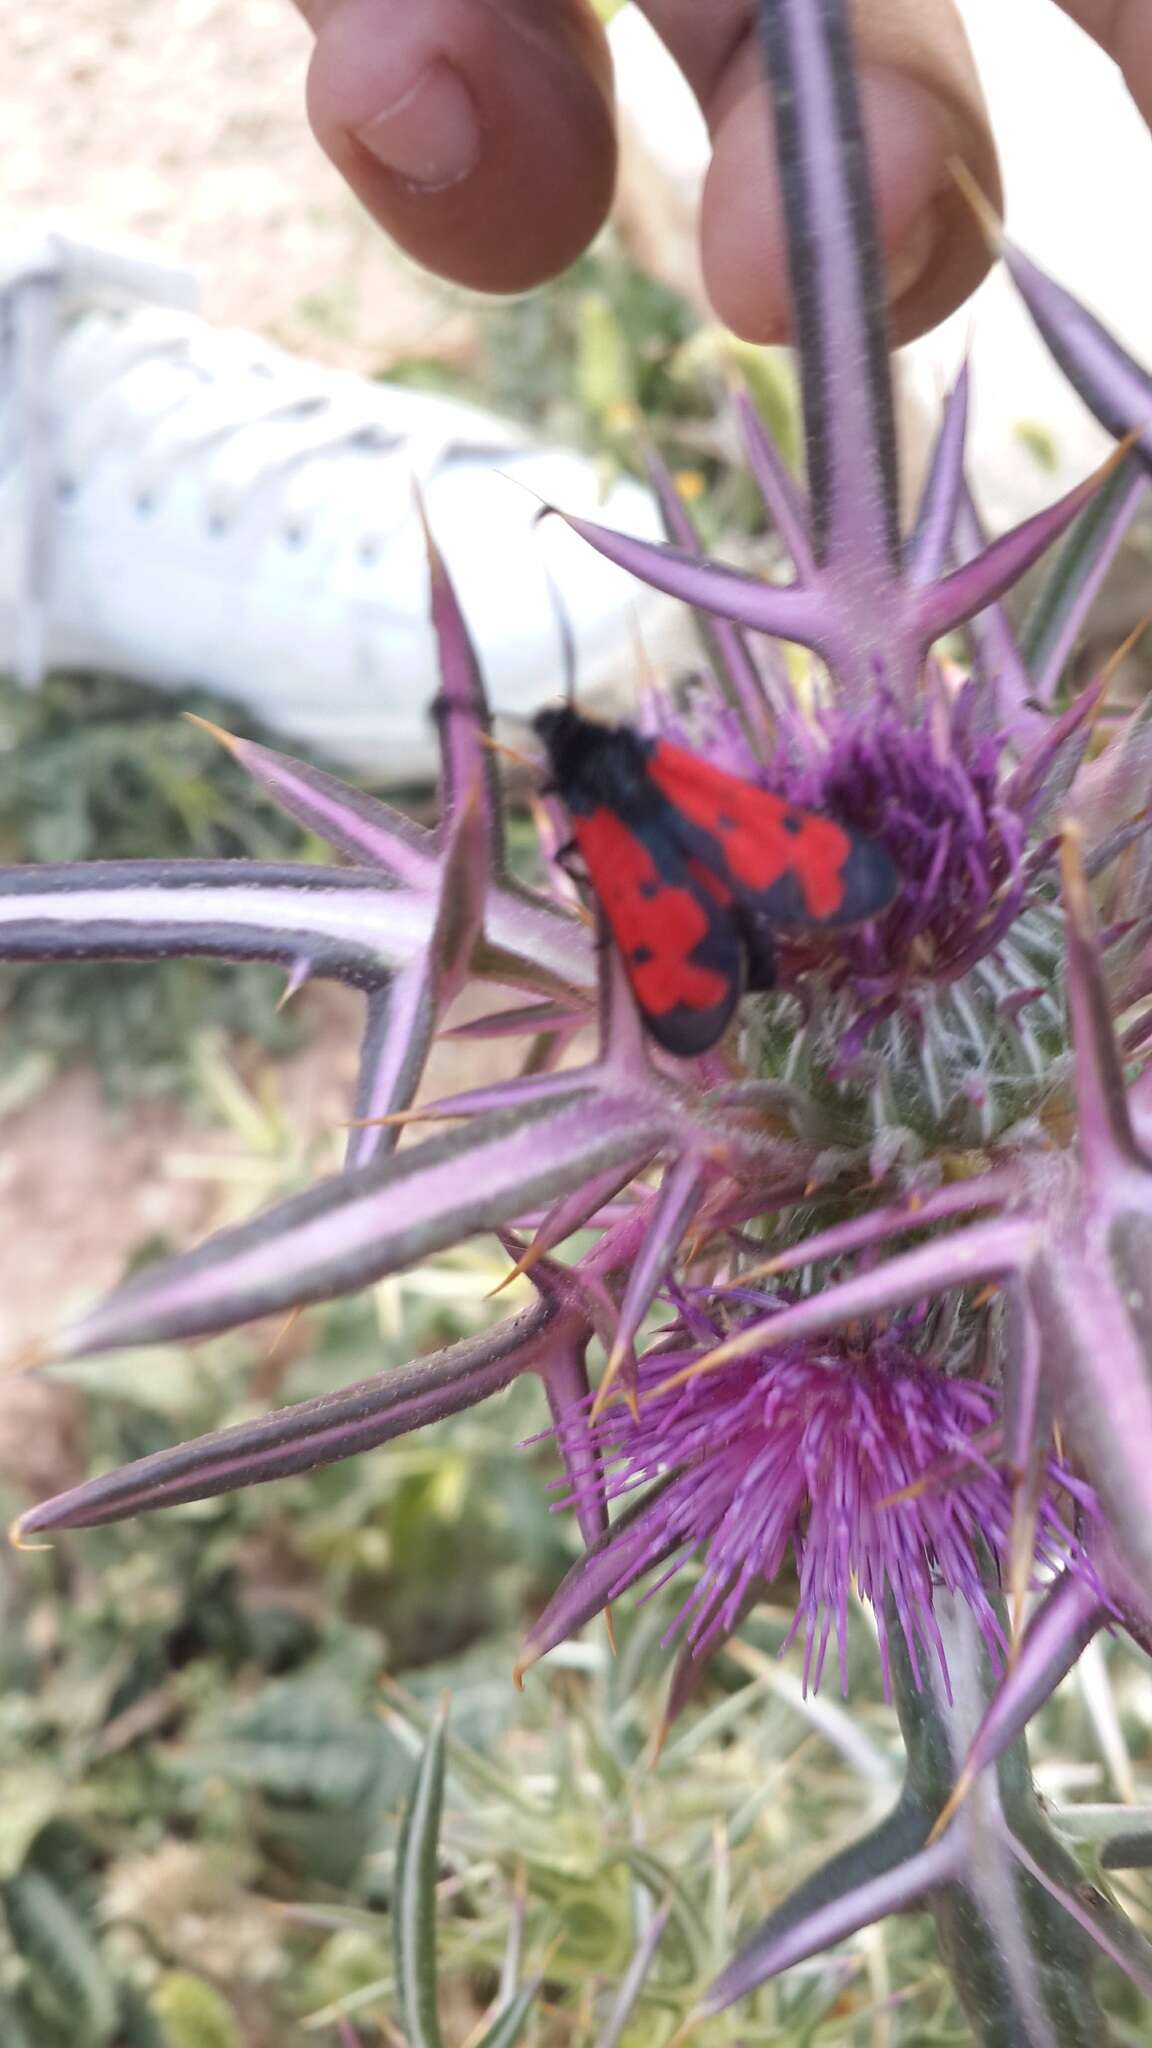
535 706 897 1055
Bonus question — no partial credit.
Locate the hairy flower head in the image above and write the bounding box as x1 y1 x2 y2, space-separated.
531 1309 1096 1700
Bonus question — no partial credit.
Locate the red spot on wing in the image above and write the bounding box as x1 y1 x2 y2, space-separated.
573 807 732 1022
646 741 855 920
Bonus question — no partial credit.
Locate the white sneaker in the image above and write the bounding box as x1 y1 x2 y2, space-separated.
0 227 683 780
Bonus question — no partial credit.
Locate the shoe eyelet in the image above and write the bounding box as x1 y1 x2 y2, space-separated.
283 523 308 549
55 475 77 503
134 491 156 515
358 538 381 565
208 513 230 537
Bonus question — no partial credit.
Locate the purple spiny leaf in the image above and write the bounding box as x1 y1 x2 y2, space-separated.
187 722 437 886
734 388 815 581
1007 1833 1152 2003
20 1302 551 1530
906 365 970 589
344 967 437 1169
1001 1282 1047 1484
181 713 591 998
344 781 492 1169
471 913 593 1002
540 1329 607 1551
754 0 900 578
645 448 775 748
1021 451 1149 703
950 482 1038 735
440 998 585 1042
745 1171 1018 1282
350 1072 607 1127
698 1585 1136 2029
1071 696 1152 905
0 857 590 1002
517 1483 683 1676
511 1161 653 1273
918 453 1126 645
538 509 824 647
701 1827 955 2014
656 1217 1038 1385
431 776 495 992
947 1567 1105 1798
594 926 653 1077
421 502 503 870
605 1156 707 1394
1007 675 1107 832
1059 834 1141 1175
1005 239 1152 465
57 1095 674 1356
0 860 416 982
1030 1256 1152 1608
1019 845 1152 1603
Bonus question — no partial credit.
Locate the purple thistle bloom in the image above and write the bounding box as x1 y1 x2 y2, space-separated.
778 698 1026 995
657 674 1030 994
532 1315 1095 1701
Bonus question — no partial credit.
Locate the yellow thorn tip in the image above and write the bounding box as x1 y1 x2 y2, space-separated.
182 711 243 755
512 1654 532 1693
9 1515 53 1554
928 1771 973 1844
486 1236 549 1298
341 1106 461 1132
590 1344 639 1424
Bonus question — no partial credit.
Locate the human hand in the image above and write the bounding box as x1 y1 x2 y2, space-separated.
295 1 1151 346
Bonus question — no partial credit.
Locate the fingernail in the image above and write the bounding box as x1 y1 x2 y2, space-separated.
355 59 480 192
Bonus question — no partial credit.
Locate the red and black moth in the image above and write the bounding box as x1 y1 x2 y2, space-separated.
535 706 898 1057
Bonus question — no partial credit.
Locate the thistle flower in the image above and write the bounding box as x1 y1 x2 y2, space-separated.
525 1312 1097 1701
8 0 1152 2036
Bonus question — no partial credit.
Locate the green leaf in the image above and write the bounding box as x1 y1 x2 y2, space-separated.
577 292 636 426
0 1771 64 1880
180 1672 400 1804
149 1972 244 2048
472 1980 540 2048
0 1996 37 2048
393 1704 448 2048
4 1869 118 2046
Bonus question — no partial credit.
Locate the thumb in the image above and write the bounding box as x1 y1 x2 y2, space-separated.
298 0 616 295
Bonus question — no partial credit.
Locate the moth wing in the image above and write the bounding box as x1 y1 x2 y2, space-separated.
572 802 742 1056
645 740 897 928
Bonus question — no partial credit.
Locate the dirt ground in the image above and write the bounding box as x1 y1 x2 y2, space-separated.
0 0 480 372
